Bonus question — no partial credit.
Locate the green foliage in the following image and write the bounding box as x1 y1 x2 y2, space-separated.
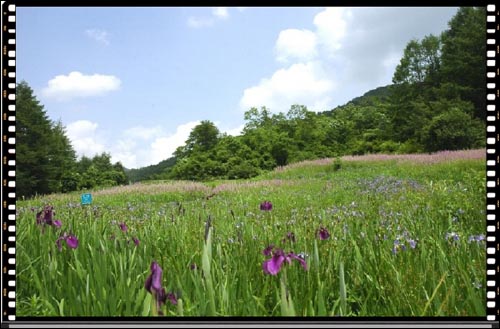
422 107 485 152
16 81 77 198
440 7 486 121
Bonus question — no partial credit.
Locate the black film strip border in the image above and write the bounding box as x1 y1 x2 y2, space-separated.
485 3 498 324
1 0 16 323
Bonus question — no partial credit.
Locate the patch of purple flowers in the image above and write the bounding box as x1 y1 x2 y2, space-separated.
445 232 460 242
468 234 485 243
317 227 330 240
262 246 308 275
56 233 79 251
145 261 177 315
260 201 272 211
36 205 62 230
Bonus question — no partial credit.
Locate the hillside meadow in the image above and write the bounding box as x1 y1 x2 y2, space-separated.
16 149 486 317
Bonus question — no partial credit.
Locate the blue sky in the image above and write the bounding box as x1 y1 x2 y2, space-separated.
18 7 458 169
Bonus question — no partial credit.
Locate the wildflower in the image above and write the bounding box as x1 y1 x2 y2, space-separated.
166 292 178 305
262 249 308 275
445 232 460 241
408 239 417 249
260 201 273 211
55 233 79 251
53 220 62 228
392 240 406 254
66 235 79 249
468 234 485 243
36 205 55 226
145 261 163 294
145 261 177 314
262 244 275 256
297 252 308 260
317 227 330 240
132 237 140 246
119 222 128 232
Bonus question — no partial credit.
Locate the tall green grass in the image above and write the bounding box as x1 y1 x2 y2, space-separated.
16 156 486 316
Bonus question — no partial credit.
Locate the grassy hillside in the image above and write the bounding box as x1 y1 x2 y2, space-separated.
16 149 486 316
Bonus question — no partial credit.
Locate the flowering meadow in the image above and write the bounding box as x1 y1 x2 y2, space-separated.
16 150 486 316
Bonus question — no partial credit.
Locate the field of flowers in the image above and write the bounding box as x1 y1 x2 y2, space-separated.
16 150 486 317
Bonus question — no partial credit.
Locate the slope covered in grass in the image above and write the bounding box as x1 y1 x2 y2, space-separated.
17 149 486 316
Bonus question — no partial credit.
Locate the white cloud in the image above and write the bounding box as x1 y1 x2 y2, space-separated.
239 7 457 111
313 7 351 54
275 29 317 63
124 126 163 140
41 71 121 101
85 28 110 46
66 120 106 158
240 61 335 113
224 124 245 137
212 7 229 19
214 122 245 137
150 121 200 166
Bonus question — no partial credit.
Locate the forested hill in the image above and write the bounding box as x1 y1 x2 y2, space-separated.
125 84 396 183
125 157 177 183
321 85 395 115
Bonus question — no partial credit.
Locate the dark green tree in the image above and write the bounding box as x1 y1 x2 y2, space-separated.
440 7 486 121
16 81 59 197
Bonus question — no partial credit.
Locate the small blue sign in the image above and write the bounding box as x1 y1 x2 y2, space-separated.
81 193 93 205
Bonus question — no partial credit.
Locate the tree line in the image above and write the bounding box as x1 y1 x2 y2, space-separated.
16 82 127 198
16 7 485 192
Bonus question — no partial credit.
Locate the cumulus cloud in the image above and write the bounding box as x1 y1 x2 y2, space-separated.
240 61 335 113
275 29 317 63
124 126 163 140
85 28 110 45
224 124 245 137
240 7 457 111
41 71 121 101
313 7 351 54
66 120 106 158
149 121 200 166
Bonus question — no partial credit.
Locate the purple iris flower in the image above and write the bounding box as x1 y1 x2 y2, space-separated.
260 201 272 211
145 261 177 313
36 205 63 229
318 227 330 240
262 250 286 275
262 244 275 256
132 237 140 246
145 261 163 294
119 222 128 232
408 239 417 249
262 249 308 275
166 292 178 305
55 233 79 251
66 235 79 249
